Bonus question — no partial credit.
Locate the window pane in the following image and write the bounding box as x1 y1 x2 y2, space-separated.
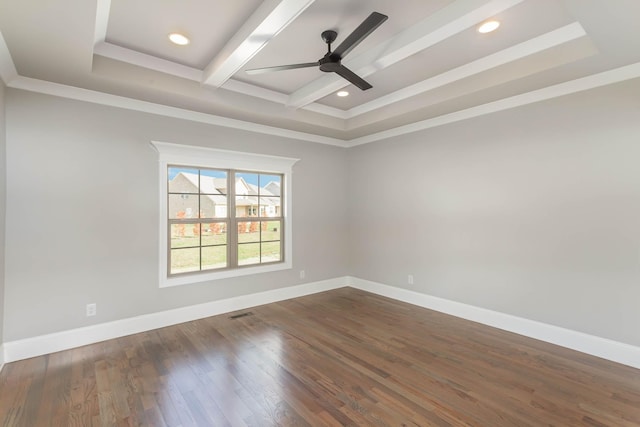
168 167 199 193
202 246 227 270
168 194 199 219
238 221 260 243
236 172 259 196
201 223 227 246
200 195 227 218
261 241 281 263
260 174 281 196
236 196 259 217
200 170 227 194
170 248 200 274
262 220 281 241
238 243 260 266
170 224 201 248
259 197 281 218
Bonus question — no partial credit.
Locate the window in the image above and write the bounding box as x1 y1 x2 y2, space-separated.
152 142 298 287
168 167 284 273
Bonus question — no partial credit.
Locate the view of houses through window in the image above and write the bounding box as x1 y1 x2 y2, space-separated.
168 166 283 275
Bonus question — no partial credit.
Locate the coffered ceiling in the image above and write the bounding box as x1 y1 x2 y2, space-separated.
1 0 639 146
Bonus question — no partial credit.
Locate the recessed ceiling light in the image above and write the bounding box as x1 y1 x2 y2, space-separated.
337 91 349 97
168 33 190 46
478 20 500 34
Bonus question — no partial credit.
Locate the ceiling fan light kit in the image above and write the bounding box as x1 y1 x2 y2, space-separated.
246 12 388 91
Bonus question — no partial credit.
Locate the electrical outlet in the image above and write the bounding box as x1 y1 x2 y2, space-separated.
86 303 97 317
300 270 306 279
408 274 414 285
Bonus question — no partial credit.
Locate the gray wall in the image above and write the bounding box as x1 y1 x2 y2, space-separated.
4 78 640 348
348 78 640 347
4 90 349 341
0 82 5 346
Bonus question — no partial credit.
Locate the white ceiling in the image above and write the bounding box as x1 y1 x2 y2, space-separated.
1 0 639 146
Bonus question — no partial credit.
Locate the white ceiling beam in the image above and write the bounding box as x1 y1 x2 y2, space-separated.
0 30 18 84
93 0 111 44
286 0 526 109
202 0 316 88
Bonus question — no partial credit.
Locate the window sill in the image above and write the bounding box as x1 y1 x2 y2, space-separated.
159 260 293 288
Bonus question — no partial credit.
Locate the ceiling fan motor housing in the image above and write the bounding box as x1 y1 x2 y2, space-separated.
319 54 341 72
320 30 341 72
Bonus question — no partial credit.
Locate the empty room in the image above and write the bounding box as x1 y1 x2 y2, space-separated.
1 0 639 425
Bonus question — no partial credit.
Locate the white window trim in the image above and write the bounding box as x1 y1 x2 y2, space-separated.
151 141 299 288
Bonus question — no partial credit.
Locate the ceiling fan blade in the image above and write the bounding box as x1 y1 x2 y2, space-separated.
333 65 372 91
333 12 388 59
245 62 319 75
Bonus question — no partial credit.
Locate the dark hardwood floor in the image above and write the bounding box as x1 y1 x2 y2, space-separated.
1 287 639 426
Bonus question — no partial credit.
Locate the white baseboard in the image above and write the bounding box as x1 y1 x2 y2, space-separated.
3 278 346 363
4 276 639 370
347 276 640 370
0 344 4 372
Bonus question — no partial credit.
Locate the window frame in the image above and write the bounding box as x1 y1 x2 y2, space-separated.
152 141 299 288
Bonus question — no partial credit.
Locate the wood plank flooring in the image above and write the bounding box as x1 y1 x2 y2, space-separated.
1 287 639 426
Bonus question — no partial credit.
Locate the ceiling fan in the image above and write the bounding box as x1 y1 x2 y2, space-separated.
245 12 388 91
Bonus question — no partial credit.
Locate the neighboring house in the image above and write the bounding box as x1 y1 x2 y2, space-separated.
264 181 281 199
168 172 280 220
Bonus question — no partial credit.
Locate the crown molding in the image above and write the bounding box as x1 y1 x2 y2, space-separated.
92 42 349 120
7 76 348 147
349 61 640 146
93 41 203 81
5 60 640 147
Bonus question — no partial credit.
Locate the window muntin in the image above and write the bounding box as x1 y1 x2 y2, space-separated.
167 166 284 276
